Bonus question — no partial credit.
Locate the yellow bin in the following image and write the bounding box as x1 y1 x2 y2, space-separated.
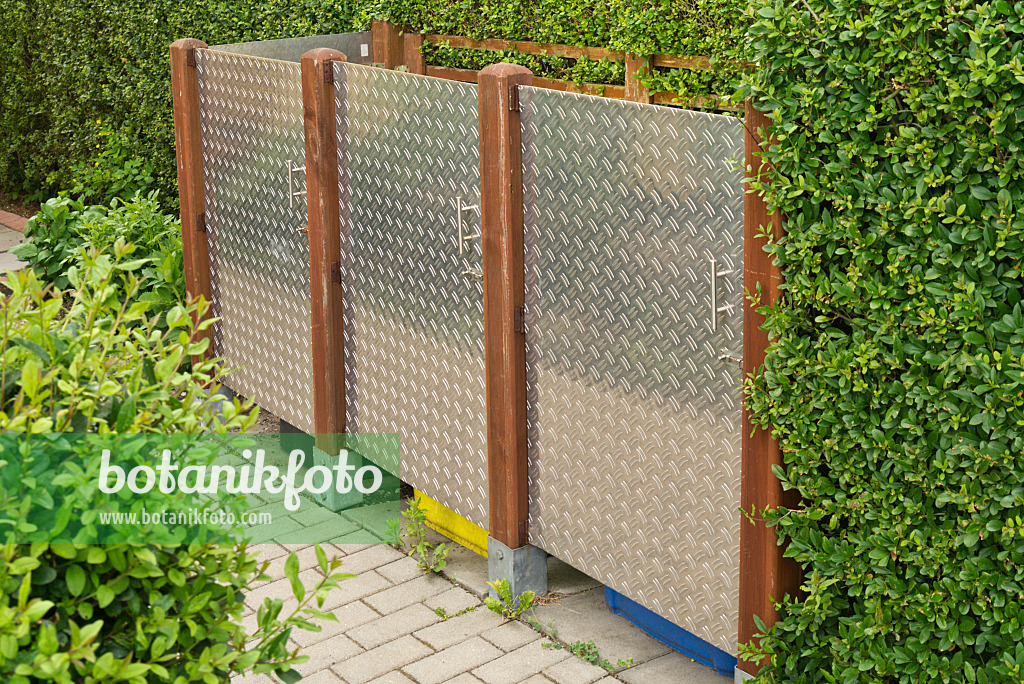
414 490 488 558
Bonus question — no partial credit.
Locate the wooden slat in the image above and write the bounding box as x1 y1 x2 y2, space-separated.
426 65 624 99
372 20 403 69
169 38 212 363
427 34 623 62
479 63 533 549
652 91 740 112
737 100 802 676
301 48 347 436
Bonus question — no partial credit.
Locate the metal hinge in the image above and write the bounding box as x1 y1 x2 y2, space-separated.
508 85 520 112
195 213 206 233
513 306 525 333
331 261 342 284
324 61 334 84
186 47 196 67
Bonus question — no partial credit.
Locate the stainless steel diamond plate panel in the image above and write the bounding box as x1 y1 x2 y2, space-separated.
196 50 314 433
521 86 745 653
337 63 488 528
211 32 374 65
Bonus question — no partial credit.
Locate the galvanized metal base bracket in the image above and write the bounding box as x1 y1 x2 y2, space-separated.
487 537 548 600
735 668 755 683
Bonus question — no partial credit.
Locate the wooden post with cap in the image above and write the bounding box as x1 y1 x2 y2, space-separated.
478 62 547 598
301 47 348 439
170 38 212 362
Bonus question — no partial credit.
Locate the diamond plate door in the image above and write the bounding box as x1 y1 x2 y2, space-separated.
196 50 315 433
521 86 745 653
336 64 489 528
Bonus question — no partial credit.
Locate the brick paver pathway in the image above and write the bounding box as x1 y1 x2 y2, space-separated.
237 543 729 684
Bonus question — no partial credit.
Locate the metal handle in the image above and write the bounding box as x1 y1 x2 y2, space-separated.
288 159 307 209
456 196 480 255
709 256 736 331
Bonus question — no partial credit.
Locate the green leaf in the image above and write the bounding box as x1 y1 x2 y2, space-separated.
67 564 87 596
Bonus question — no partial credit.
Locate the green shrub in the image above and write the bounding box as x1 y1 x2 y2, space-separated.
0 250 349 683
742 0 1024 681
12 194 184 327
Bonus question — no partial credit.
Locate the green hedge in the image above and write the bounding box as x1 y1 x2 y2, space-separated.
744 0 1024 680
0 0 370 206
381 0 748 98
0 0 748 207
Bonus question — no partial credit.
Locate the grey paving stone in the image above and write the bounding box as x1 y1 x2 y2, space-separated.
245 567 322 611
542 656 610 684
471 639 571 684
480 620 541 652
377 556 424 584
402 637 503 684
546 558 602 596
413 607 504 650
530 588 670 667
340 500 400 535
321 571 393 612
0 248 26 273
0 227 22 251
339 545 408 575
366 672 417 684
296 666 345 683
292 504 347 527
330 541 374 554
250 543 290 561
256 545 322 585
519 677 553 684
248 516 302 543
291 518 361 546
292 633 363 676
346 602 439 649
616 652 731 684
440 544 490 598
331 635 433 684
291 600 380 648
424 587 481 616
438 675 486 684
363 573 451 614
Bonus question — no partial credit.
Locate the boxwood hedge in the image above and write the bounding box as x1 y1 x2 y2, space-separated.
743 0 1024 681
0 0 748 207
0 0 369 206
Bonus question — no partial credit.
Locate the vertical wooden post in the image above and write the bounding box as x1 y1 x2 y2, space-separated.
170 38 212 361
738 101 801 676
479 63 533 549
624 54 653 104
301 48 348 437
404 32 426 74
372 20 403 69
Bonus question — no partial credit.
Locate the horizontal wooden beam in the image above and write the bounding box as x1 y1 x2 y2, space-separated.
652 91 740 112
652 54 713 70
425 65 479 83
426 34 623 63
